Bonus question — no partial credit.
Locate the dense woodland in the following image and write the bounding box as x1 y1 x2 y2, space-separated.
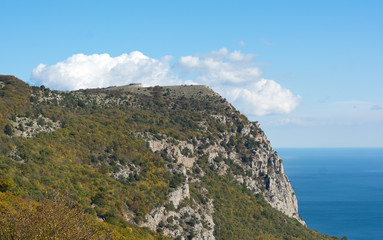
0 75 345 240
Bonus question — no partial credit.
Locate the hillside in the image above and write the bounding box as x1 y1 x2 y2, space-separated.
0 75 345 240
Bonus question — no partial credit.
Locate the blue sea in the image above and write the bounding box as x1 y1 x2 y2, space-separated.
277 148 383 240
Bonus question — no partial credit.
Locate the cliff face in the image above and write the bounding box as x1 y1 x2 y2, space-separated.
119 85 306 238
139 115 305 240
1 76 342 240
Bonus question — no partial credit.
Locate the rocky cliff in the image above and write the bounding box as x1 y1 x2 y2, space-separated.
90 84 306 238
138 119 305 239
129 86 306 240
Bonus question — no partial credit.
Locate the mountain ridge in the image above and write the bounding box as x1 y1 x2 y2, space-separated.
0 75 344 240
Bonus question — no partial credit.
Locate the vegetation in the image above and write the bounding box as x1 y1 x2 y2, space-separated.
0 192 170 240
193 171 341 240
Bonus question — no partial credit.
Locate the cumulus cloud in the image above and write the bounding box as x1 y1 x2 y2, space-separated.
31 52 180 90
31 49 300 116
222 79 300 115
176 48 261 85
174 48 300 116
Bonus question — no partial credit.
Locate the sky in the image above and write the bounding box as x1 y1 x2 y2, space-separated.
1 0 382 148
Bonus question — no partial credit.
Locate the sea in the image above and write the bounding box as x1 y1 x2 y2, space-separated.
276 148 383 240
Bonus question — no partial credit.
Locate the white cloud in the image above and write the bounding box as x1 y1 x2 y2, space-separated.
176 48 261 85
31 49 300 116
223 79 301 116
31 52 180 90
175 49 300 116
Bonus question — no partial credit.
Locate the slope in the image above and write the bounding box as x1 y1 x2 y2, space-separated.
0 75 345 240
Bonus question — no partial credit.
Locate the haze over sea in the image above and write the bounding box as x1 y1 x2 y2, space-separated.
277 148 383 240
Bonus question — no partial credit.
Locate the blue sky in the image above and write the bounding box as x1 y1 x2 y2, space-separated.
1 0 382 147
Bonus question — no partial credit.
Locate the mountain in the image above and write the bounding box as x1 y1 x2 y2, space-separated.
0 75 345 239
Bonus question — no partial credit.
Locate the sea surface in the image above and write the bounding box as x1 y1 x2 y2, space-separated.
277 148 383 240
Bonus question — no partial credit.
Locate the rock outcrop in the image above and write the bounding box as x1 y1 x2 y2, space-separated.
140 118 305 230
8 115 60 138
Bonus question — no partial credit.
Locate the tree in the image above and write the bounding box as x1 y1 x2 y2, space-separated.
4 124 13 136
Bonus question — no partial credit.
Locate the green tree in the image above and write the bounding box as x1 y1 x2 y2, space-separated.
4 124 13 136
